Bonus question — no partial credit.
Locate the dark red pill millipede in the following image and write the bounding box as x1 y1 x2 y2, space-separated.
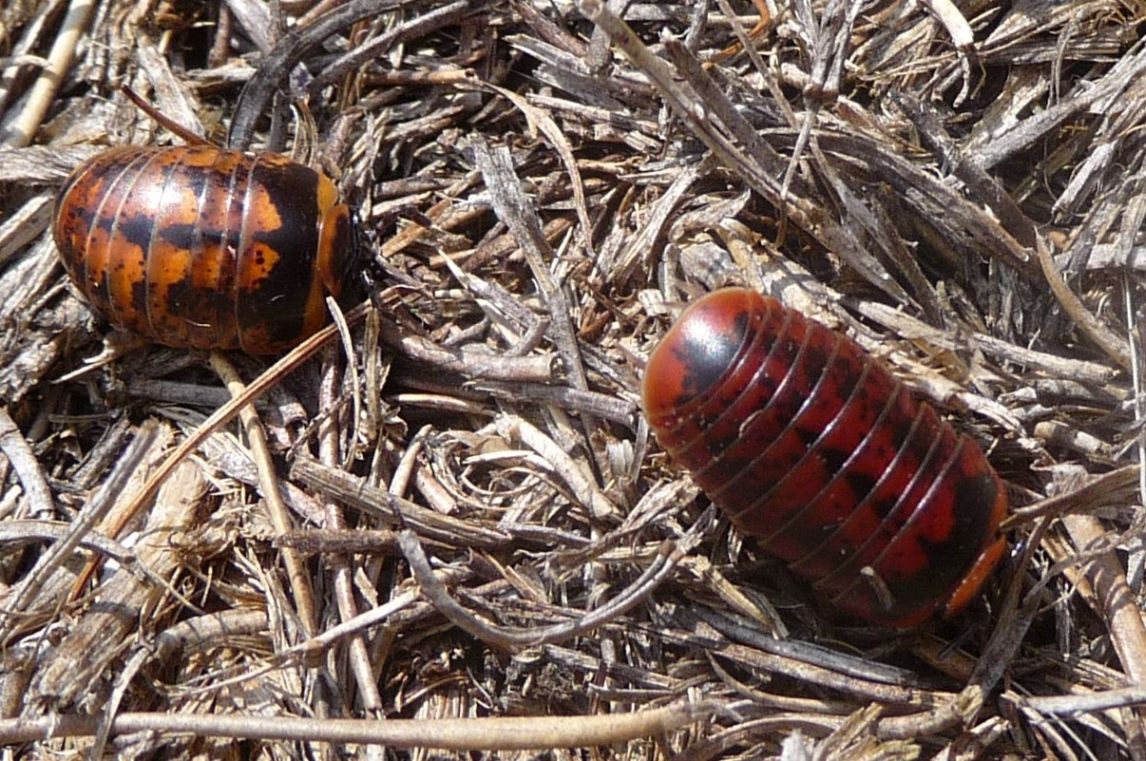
642 287 1007 628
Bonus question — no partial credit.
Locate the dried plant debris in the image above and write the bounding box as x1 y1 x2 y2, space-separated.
1 0 1146 757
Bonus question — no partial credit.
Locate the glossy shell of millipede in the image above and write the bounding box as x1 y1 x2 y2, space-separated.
642 287 1007 628
53 145 359 354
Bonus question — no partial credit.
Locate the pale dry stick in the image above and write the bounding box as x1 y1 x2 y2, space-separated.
970 31 1146 170
853 299 1116 388
932 717 1011 761
0 0 92 147
471 382 636 426
360 66 475 88
226 0 415 147
466 139 593 405
208 351 318 638
698 638 950 706
709 0 773 76
490 410 620 704
326 295 362 469
790 0 857 101
1009 686 1146 717
774 0 863 198
585 0 626 70
971 332 1118 387
0 407 54 518
1125 275 1146 590
608 159 710 286
0 520 133 562
578 0 919 300
124 379 235 408
495 415 619 523
1035 234 1132 371
413 466 456 515
658 34 789 192
909 634 981 685
362 307 385 437
672 714 854 761
67 462 209 759
893 91 1037 250
1063 515 1146 705
30 463 206 705
693 607 922 686
0 645 35 719
391 426 430 500
876 684 986 742
309 0 475 94
70 308 371 598
401 529 682 650
378 316 552 383
918 0 976 106
316 346 383 716
177 590 423 703
0 700 712 749
477 81 595 261
823 705 900 761
552 480 700 571
362 427 430 685
434 254 550 355
1000 464 1139 531
1049 514 1146 756
389 393 490 417
505 308 551 357
0 195 53 269
275 528 402 555
151 609 270 664
802 127 925 311
378 191 467 262
704 653 855 716
294 0 346 29
93 646 158 758
290 456 513 549
1033 420 1111 459
205 3 234 66
1 422 160 645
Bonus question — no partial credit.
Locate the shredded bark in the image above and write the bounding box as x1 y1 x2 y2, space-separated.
2 0 1146 758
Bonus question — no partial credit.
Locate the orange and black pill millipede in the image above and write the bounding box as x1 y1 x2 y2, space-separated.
53 143 361 355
